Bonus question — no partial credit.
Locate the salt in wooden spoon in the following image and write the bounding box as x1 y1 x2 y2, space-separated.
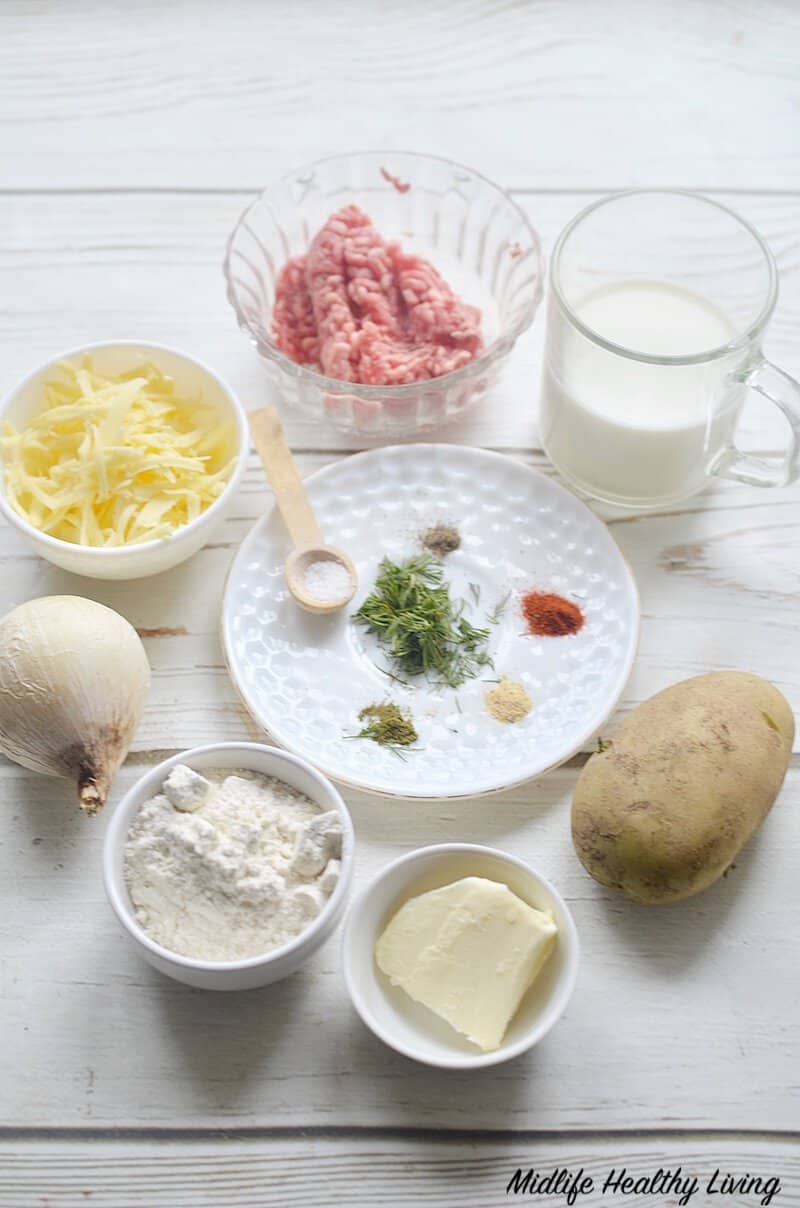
248 407 357 615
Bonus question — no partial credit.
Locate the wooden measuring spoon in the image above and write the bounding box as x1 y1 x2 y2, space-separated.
249 407 357 615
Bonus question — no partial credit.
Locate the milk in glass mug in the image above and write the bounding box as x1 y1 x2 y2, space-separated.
540 190 800 508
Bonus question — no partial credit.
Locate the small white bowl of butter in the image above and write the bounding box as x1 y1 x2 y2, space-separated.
342 844 579 1069
0 340 249 579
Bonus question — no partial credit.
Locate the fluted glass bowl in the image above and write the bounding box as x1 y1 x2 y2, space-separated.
224 152 544 437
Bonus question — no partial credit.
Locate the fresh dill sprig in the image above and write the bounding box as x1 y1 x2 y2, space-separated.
343 733 417 760
488 590 511 625
353 554 494 689
376 665 411 688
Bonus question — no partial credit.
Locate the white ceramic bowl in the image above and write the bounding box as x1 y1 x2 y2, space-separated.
103 743 355 990
342 843 579 1068
0 341 249 580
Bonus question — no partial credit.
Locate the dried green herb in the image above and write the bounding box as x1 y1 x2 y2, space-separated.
353 554 493 688
352 702 418 749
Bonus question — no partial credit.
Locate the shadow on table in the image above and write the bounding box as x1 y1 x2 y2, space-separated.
148 959 539 1127
10 768 91 865
152 966 315 1101
593 825 765 972
327 1007 547 1131
344 769 569 848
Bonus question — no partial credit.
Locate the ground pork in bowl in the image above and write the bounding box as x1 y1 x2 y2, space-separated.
224 152 544 438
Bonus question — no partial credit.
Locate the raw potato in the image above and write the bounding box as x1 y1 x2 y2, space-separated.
572 672 794 904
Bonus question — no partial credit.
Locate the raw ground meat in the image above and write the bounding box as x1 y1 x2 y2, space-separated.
271 205 483 385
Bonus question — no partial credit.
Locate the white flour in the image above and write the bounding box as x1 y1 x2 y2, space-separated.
124 766 343 961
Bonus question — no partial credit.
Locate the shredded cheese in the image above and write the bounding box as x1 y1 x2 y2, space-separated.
1 358 237 547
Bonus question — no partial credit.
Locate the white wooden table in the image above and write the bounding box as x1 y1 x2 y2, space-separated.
1 2 799 1204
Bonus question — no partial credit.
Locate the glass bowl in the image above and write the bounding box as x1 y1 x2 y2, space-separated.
224 151 544 438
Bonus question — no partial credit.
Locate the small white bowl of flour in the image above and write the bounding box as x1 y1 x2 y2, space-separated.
103 743 354 990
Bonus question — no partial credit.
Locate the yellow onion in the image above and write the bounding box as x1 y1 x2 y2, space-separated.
0 596 150 813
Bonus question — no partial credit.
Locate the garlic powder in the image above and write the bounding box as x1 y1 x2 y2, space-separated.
124 766 343 961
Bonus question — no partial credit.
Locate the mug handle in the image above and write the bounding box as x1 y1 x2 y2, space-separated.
711 358 800 488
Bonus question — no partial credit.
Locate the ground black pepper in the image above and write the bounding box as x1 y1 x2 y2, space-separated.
420 524 461 557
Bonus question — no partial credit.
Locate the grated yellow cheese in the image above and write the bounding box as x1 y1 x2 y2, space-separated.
1 358 237 547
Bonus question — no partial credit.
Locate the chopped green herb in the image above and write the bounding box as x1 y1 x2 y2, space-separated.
376 665 411 688
353 555 493 688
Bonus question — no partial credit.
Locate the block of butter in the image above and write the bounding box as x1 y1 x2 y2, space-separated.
375 875 558 1052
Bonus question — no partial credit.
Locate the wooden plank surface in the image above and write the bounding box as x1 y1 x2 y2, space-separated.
2 0 800 192
0 1134 797 1207
1 0 799 1200
1 751 798 1131
1 190 798 454
0 452 799 755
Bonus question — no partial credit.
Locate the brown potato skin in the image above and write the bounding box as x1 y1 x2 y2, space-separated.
571 672 794 904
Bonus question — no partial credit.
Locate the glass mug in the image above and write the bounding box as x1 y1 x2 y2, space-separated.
540 190 800 508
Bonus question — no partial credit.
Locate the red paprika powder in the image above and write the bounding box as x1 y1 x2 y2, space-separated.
521 590 584 637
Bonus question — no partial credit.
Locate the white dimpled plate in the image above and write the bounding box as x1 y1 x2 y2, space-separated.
222 445 639 798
